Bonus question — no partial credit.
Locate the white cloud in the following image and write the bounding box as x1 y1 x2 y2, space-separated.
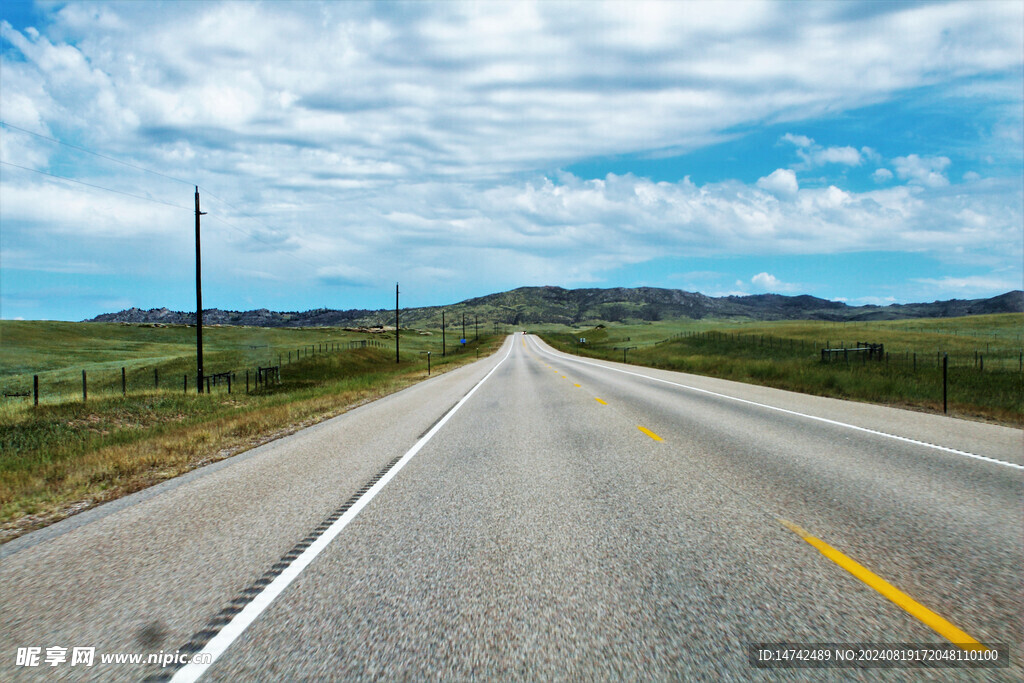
4 2 1020 183
860 147 882 163
756 168 798 196
912 275 1022 296
892 154 952 187
1 2 1022 315
855 296 898 306
749 272 802 293
782 133 814 148
872 168 894 182
751 272 783 290
783 134 863 169
812 146 862 166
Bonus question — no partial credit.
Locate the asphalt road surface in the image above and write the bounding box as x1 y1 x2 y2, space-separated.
2 335 1021 680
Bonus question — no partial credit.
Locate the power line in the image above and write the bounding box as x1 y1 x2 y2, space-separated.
0 120 194 187
0 160 192 211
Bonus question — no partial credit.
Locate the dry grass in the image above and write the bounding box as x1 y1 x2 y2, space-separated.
1 336 502 543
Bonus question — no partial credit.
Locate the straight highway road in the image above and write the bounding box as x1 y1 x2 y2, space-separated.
2 334 1021 680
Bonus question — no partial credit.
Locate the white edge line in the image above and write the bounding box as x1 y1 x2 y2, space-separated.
172 339 515 682
529 336 1023 472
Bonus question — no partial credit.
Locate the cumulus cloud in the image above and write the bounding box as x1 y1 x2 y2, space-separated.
872 168 894 182
812 146 862 166
756 168 799 196
782 134 862 168
1 1 1022 315
781 133 813 148
892 154 952 187
5 2 1020 182
751 272 784 290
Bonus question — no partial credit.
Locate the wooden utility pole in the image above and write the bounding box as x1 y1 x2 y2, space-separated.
442 309 446 357
395 282 400 363
195 186 207 393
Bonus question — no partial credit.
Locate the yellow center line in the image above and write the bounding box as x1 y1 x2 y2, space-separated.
638 426 663 441
594 397 607 405
778 519 989 651
574 383 581 388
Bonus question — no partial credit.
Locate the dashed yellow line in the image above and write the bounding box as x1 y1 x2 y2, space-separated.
574 383 581 388
779 519 988 651
638 426 663 441
594 397 607 405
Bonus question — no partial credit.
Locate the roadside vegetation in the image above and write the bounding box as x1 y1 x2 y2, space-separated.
0 321 500 541
3 313 1020 541
538 313 1023 426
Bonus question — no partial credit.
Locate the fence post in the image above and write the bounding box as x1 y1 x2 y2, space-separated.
82 370 87 402
942 353 948 414
184 374 187 394
246 369 249 393
155 368 159 389
122 367 127 396
227 374 232 394
33 375 38 406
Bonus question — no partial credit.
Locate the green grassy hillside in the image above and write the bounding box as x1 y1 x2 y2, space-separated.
540 313 1024 425
0 321 473 403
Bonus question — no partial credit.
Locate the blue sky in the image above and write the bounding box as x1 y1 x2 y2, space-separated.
1 0 1021 321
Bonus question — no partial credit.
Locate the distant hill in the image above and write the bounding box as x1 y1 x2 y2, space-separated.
86 287 1024 328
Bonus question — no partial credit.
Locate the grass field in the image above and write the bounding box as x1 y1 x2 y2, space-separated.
538 313 1024 426
2 314 1020 540
0 321 441 402
0 321 498 540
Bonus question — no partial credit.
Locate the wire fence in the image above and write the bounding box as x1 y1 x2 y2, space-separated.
1 339 390 406
652 330 1024 372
